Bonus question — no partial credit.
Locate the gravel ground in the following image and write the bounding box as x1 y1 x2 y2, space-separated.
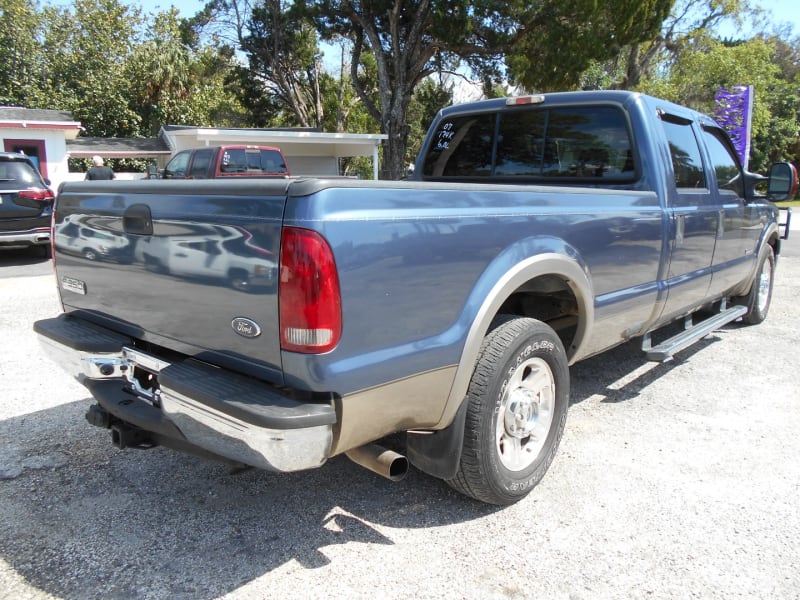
1 238 798 600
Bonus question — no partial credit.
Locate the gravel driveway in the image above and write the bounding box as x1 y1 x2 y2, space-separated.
1 237 798 599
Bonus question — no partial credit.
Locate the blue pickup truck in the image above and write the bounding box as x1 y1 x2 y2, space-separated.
35 91 796 505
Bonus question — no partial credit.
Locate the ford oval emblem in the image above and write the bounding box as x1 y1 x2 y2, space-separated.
231 317 262 338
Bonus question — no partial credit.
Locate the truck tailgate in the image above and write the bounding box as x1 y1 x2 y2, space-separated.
52 179 288 382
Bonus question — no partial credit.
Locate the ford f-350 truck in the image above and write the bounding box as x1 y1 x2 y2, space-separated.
35 91 796 505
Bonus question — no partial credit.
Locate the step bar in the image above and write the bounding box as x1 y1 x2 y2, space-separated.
642 302 748 362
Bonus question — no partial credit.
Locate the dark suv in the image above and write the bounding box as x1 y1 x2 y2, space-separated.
0 152 55 257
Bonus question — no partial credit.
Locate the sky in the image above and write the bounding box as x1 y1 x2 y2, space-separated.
45 1 800 38
90 1 798 31
719 0 800 37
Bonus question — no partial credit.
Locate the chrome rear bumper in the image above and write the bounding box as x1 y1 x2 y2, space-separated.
34 314 335 472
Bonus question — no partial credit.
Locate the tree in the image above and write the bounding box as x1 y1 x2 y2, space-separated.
125 9 247 134
636 35 798 172
309 1 512 179
506 0 674 91
591 0 759 90
40 0 143 137
308 0 674 179
189 0 327 129
242 1 325 128
0 0 45 106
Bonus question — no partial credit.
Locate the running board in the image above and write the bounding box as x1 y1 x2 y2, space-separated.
642 304 747 362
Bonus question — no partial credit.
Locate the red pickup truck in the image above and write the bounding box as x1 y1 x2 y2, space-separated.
160 145 290 179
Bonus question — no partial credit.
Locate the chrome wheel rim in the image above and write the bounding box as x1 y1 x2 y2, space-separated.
495 356 555 471
756 256 773 312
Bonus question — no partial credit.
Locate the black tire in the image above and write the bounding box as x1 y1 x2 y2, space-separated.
83 248 98 261
447 316 570 505
738 245 775 325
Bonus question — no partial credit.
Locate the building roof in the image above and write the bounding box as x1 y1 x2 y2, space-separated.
160 125 386 158
0 106 82 139
0 106 75 121
66 136 171 157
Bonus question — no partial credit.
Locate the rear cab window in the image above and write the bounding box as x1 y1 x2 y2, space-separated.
421 104 636 183
219 148 288 176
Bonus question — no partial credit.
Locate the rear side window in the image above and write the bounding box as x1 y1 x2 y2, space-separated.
660 117 706 189
422 106 635 181
0 160 40 189
189 148 214 177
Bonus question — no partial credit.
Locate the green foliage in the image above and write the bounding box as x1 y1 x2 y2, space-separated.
406 78 453 164
39 0 144 137
507 0 674 91
1 0 798 179
636 35 800 172
0 0 45 106
125 10 247 133
241 1 326 128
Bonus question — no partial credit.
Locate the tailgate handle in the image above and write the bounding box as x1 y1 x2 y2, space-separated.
123 204 154 235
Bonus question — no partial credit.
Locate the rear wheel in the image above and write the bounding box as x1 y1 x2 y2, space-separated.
447 316 570 505
738 246 775 325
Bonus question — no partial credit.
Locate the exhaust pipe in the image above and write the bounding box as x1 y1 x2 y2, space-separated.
345 444 409 482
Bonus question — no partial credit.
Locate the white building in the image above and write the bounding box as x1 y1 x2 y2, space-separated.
1 107 387 190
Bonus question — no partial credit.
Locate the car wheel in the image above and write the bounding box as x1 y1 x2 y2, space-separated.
83 248 98 261
738 245 775 325
447 316 569 505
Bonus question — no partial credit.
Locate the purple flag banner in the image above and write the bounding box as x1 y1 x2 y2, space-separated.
714 85 754 169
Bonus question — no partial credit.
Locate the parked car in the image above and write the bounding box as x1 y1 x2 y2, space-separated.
53 214 132 262
161 145 290 179
0 152 55 257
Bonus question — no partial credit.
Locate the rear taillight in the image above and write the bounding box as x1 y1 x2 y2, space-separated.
18 188 55 201
279 227 342 353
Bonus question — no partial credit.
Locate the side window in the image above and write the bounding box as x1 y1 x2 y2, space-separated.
220 149 247 173
422 113 496 177
661 117 706 188
189 148 214 177
702 128 744 198
163 151 191 178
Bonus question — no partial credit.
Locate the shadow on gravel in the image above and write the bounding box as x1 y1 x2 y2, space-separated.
0 246 50 266
0 398 498 599
569 321 722 405
0 320 738 599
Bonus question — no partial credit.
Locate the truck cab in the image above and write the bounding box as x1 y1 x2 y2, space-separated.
161 145 290 179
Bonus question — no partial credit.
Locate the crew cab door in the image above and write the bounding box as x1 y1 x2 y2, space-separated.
699 126 762 295
658 112 717 319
